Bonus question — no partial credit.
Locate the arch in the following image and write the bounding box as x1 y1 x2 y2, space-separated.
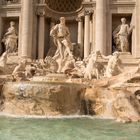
46 0 83 13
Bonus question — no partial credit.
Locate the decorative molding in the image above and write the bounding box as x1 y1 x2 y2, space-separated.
110 1 136 9
76 17 83 22
77 1 95 18
0 5 21 13
36 7 46 16
0 0 21 12
38 0 46 4
82 1 96 8
0 0 21 5
84 9 93 16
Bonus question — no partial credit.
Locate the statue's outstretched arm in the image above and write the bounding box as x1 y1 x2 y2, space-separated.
128 24 134 35
101 54 112 60
4 30 13 36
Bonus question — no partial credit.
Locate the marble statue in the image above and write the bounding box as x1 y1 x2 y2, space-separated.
61 55 75 74
50 17 73 61
2 21 18 53
0 51 7 73
44 56 58 73
113 18 134 52
12 59 27 81
70 60 86 78
84 51 102 80
50 17 74 73
25 63 37 78
102 51 123 77
68 51 105 79
0 1 140 125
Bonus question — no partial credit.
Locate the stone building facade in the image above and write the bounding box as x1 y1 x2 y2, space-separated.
0 0 139 59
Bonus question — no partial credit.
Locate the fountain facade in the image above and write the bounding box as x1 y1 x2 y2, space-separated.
0 0 139 124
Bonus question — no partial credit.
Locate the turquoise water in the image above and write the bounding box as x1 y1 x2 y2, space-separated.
0 117 139 140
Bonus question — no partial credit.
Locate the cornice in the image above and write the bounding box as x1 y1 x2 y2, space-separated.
0 4 21 11
110 1 136 8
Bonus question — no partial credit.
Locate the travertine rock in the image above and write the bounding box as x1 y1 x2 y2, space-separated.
84 73 140 122
1 82 85 116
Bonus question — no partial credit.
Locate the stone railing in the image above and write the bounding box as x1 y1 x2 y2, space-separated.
0 0 21 5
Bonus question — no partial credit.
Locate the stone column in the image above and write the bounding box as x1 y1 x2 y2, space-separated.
20 0 34 58
90 19 93 52
47 18 55 56
92 13 96 52
95 0 107 55
84 11 90 58
38 10 45 59
106 0 112 55
135 0 140 57
18 16 22 56
77 17 84 58
0 17 3 54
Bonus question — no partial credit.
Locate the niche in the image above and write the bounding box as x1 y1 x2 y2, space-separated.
0 17 19 55
112 14 132 53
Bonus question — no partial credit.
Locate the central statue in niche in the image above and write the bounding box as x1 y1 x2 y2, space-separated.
50 17 73 59
50 17 73 72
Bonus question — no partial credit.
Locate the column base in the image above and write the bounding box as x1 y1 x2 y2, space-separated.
20 56 32 62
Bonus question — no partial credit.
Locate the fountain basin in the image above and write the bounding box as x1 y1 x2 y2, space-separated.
1 82 86 116
0 117 140 140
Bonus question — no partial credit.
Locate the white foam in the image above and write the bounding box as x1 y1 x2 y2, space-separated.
0 112 114 120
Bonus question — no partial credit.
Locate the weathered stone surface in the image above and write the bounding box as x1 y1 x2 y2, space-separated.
1 82 85 116
84 73 140 123
0 65 140 123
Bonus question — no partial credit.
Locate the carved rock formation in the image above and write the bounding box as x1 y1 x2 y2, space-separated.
1 82 85 116
84 72 140 123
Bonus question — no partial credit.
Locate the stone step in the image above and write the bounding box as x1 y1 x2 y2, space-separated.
119 52 135 59
119 52 139 65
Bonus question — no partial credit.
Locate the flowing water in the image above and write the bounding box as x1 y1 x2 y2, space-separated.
0 116 139 140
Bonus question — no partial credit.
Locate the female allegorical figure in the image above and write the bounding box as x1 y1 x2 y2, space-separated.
2 21 18 53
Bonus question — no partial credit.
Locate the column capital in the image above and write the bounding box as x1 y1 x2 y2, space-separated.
76 17 83 22
36 7 46 16
84 9 93 16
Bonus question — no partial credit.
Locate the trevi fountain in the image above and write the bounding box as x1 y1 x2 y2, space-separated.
0 0 139 140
